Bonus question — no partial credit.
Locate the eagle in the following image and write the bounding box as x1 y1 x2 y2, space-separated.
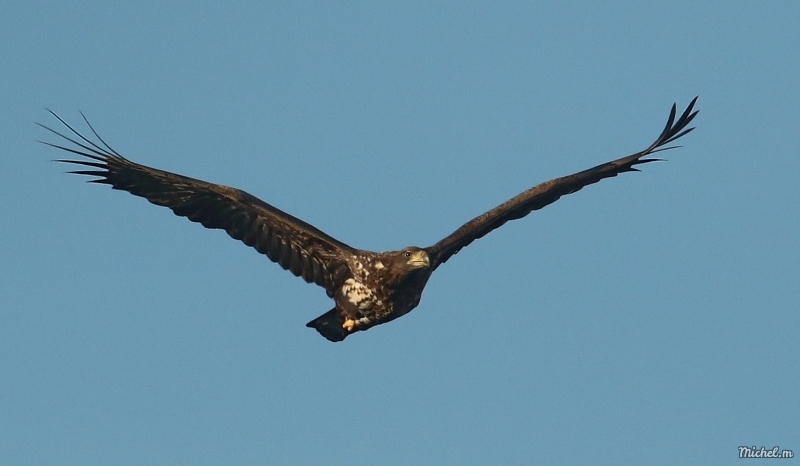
41 98 698 342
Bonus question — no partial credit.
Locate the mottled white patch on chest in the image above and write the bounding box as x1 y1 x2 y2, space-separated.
341 278 375 310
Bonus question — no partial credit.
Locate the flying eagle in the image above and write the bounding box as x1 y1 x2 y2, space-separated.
41 98 698 342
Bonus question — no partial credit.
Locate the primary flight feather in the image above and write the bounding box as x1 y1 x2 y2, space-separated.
41 98 698 341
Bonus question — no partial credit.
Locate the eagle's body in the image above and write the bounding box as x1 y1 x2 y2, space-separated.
41 99 697 341
310 248 432 341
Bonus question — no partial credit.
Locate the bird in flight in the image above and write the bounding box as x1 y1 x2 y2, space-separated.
41 98 698 342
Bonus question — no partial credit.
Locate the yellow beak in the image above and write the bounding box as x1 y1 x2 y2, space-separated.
408 251 430 268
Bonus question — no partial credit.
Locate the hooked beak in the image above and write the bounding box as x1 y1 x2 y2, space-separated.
408 251 430 269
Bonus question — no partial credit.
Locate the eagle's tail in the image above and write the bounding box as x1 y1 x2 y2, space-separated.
306 308 349 342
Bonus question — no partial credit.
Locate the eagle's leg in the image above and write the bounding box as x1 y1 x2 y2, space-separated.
342 319 356 331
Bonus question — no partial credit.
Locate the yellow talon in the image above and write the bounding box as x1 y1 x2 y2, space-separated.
342 319 356 331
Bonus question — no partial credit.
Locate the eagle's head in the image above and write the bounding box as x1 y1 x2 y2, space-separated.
394 247 430 271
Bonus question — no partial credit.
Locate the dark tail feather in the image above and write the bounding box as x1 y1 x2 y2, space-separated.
306 308 349 342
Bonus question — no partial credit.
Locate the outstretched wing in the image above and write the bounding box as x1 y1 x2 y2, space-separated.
425 98 698 270
40 111 355 296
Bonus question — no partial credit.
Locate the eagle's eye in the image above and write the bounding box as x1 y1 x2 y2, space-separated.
404 251 411 258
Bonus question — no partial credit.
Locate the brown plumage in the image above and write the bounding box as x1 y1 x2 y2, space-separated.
40 98 698 341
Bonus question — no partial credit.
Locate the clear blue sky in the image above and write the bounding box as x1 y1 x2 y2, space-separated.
1 2 798 465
